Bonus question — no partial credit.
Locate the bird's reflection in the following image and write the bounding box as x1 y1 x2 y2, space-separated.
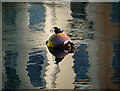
48 47 75 64
47 47 66 64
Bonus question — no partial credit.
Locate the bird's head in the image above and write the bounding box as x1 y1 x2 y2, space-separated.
53 27 63 34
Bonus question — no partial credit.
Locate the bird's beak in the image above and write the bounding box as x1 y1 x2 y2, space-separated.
53 27 56 29
68 44 71 50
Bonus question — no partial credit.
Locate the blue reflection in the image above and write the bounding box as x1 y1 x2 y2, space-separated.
2 3 17 25
72 44 90 89
110 2 120 86
3 50 21 89
110 2 120 23
70 2 87 20
28 3 45 27
111 42 120 85
26 50 46 88
2 3 21 90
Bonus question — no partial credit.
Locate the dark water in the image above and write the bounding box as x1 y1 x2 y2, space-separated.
2 2 120 90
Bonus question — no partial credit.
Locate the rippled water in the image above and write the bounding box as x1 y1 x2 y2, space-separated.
2 2 120 90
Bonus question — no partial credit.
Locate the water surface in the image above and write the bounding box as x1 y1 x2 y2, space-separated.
2 2 120 90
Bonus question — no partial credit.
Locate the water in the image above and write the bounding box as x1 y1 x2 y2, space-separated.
2 2 120 90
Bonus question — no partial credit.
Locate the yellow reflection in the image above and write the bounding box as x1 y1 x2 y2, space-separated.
15 3 38 89
43 2 75 89
55 54 75 89
43 3 56 89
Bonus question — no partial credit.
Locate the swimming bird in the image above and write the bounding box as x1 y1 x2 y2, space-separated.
46 27 75 64
46 27 75 51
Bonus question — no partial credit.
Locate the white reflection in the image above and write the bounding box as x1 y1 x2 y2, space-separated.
86 3 100 89
43 3 55 89
51 64 60 88
55 54 75 89
43 2 75 89
87 40 99 89
15 3 38 89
